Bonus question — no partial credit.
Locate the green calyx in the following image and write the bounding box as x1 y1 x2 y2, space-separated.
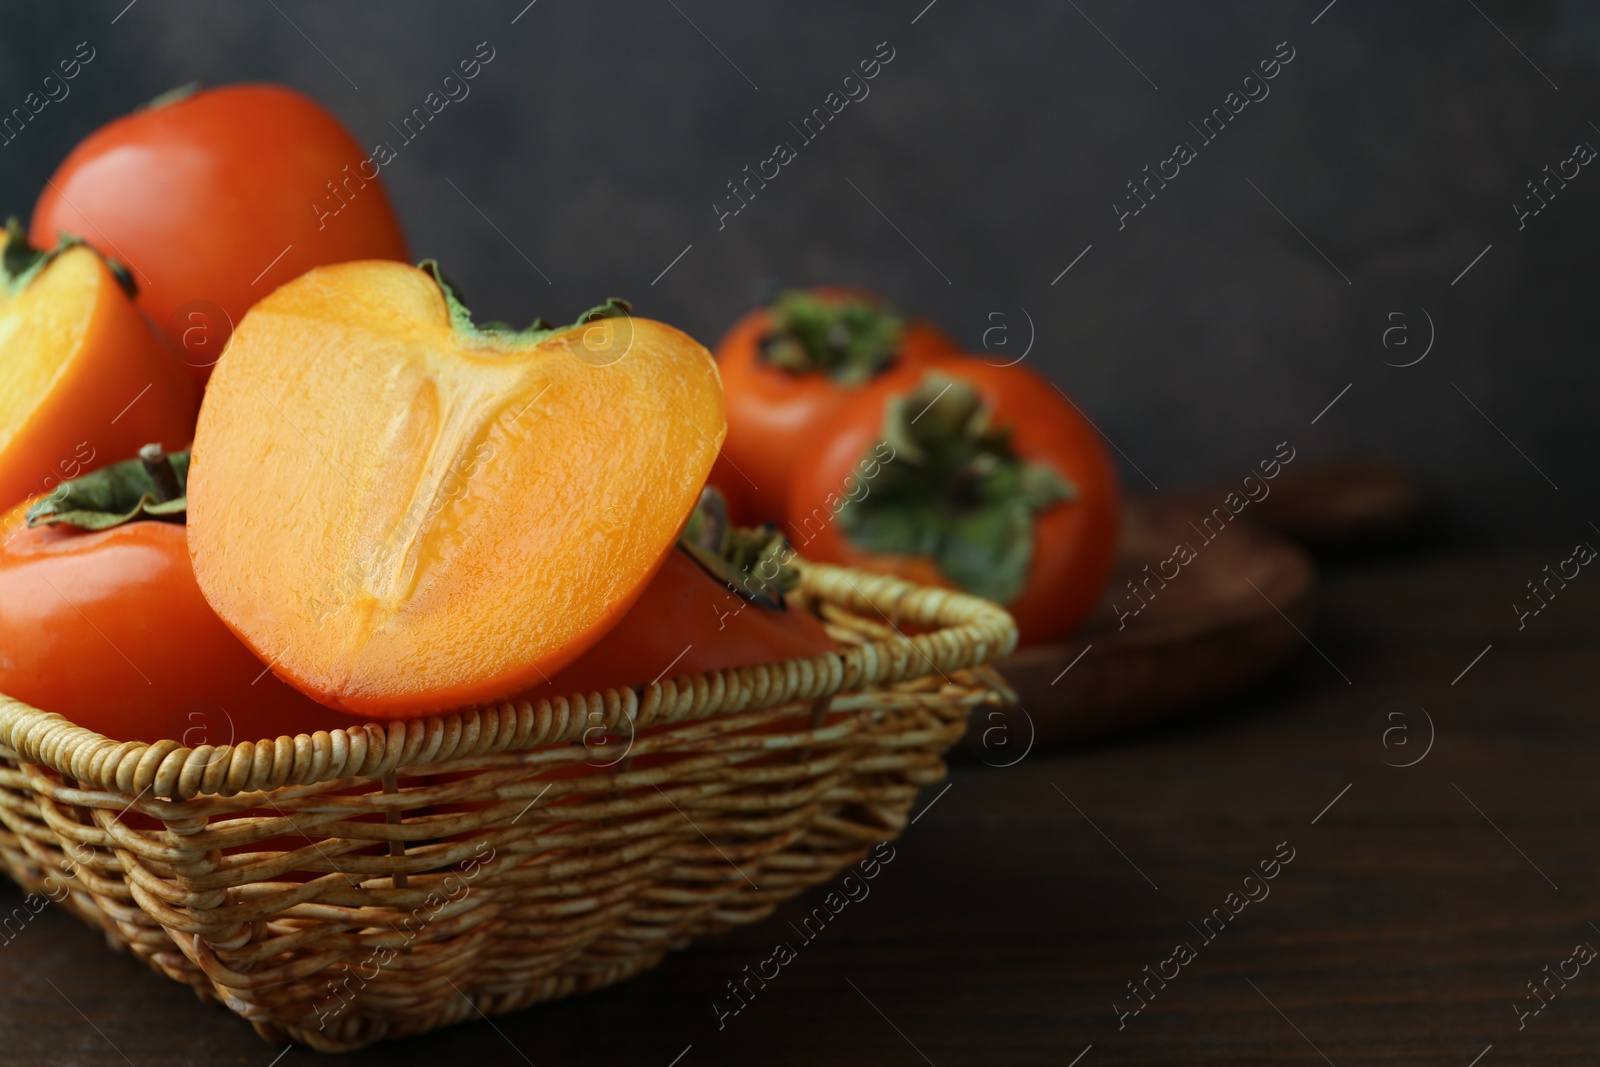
838 373 1076 605
0 219 50 296
1 218 136 300
420 260 630 347
27 445 189 530
760 290 904 385
679 486 800 609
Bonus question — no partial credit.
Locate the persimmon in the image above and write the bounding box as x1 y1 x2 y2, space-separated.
0 450 339 744
0 223 197 517
188 261 726 717
788 362 1120 645
712 287 955 523
31 83 409 383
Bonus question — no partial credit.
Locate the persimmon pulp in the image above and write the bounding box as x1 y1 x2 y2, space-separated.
188 261 726 717
0 241 197 513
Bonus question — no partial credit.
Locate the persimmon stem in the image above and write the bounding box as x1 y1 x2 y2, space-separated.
419 259 629 347
678 487 800 610
839 373 1076 606
143 82 201 110
139 443 182 504
762 290 904 384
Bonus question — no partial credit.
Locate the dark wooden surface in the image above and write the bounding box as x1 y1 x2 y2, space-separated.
5 544 1598 1065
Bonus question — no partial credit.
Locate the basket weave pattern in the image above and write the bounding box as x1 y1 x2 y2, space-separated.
0 564 1015 1052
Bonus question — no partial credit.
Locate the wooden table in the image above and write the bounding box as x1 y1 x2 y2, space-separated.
5 545 1597 1065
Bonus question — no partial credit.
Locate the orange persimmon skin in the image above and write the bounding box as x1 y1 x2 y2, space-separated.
188 261 726 718
788 357 1121 646
532 547 836 698
31 83 409 383
0 504 342 744
0 246 198 515
712 287 956 524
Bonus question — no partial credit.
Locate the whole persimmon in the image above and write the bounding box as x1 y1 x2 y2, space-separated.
0 450 342 745
787 361 1120 645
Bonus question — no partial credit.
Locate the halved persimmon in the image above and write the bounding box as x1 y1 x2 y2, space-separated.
187 260 726 717
0 224 198 515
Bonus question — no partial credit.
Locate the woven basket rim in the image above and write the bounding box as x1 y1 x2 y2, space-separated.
0 561 1016 801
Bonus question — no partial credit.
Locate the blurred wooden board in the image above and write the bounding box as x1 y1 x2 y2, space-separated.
1215 457 1426 555
972 496 1315 754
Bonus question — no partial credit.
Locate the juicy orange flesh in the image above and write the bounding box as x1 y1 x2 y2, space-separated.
0 249 95 458
187 261 725 715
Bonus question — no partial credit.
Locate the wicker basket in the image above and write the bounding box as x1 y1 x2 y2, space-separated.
0 562 1015 1052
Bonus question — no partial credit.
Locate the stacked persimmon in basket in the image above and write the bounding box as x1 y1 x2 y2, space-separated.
0 87 816 742
0 81 1117 740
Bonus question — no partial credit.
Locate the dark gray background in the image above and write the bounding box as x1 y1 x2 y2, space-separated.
2 0 1596 536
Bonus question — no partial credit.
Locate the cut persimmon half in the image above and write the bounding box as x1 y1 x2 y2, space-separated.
187 260 726 717
0 222 198 515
